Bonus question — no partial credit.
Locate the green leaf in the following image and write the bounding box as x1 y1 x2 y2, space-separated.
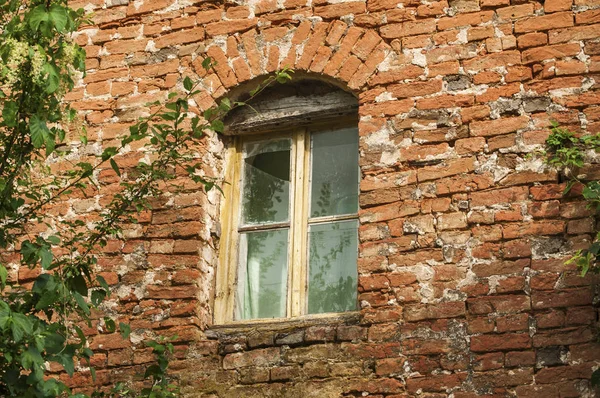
211 120 224 133
0 306 10 329
28 5 49 31
91 289 106 307
71 273 88 296
2 101 18 127
144 364 162 378
47 235 60 245
44 333 66 355
110 158 121 177
11 313 33 342
43 63 60 94
73 292 90 315
21 347 44 370
101 146 118 161
0 264 7 288
201 57 213 70
183 76 193 91
96 275 110 292
104 317 116 333
39 247 53 270
119 322 131 339
30 115 50 149
49 5 68 32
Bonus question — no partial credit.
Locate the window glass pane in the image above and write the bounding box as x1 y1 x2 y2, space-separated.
241 139 291 225
310 127 359 218
235 229 289 320
307 220 358 314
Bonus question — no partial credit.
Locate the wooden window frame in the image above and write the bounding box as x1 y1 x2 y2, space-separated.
214 119 359 325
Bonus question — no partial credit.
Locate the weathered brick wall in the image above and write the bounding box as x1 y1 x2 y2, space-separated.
19 0 600 395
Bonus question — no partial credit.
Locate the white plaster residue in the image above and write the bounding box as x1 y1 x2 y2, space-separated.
487 275 503 294
515 156 546 173
419 284 434 302
455 28 468 44
364 124 402 166
132 0 144 11
407 49 427 67
377 52 396 72
144 40 158 53
380 149 401 166
375 91 395 102
576 46 589 63
476 153 510 182
413 264 434 281
456 269 480 289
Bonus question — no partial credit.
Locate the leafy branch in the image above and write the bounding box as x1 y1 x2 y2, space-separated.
543 122 600 276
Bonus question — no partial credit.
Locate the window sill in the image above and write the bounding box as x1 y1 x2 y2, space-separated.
206 311 360 338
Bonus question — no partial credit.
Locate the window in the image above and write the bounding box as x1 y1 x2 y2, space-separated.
215 124 360 323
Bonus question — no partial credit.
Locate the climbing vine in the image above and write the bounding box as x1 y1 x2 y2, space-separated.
544 122 600 277
0 0 293 396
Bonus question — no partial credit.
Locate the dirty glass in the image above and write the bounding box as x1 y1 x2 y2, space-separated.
241 139 291 225
307 220 358 314
235 229 289 320
310 127 359 218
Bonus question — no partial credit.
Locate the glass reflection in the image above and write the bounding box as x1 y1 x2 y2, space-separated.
310 127 359 218
241 139 291 225
307 220 358 314
235 229 289 320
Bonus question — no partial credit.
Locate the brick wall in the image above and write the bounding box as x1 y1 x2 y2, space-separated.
25 0 600 395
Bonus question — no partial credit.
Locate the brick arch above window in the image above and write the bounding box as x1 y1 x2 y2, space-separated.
189 21 392 107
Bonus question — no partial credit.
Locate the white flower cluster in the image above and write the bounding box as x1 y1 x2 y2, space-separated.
2 38 29 86
1 39 52 87
30 47 46 83
62 43 77 65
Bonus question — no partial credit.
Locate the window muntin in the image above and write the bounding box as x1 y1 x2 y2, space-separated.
219 126 359 323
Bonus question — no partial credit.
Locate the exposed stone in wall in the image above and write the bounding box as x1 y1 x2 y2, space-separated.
9 0 600 395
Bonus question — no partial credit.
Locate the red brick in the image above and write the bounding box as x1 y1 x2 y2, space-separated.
514 12 574 33
468 294 531 315
406 373 467 392
438 11 494 30
505 351 536 367
470 186 529 206
549 23 600 43
472 368 534 388
416 94 474 109
389 79 443 98
314 2 366 19
533 327 595 347
470 116 529 137
205 19 258 36
223 348 281 369
535 363 594 384
471 333 532 352
496 4 535 20
531 288 594 309
522 42 580 64
404 302 466 321
545 0 573 12
380 19 437 38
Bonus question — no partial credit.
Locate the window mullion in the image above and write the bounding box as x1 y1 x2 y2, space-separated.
290 130 308 318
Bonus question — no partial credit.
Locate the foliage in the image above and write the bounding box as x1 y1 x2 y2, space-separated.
544 122 600 277
543 122 600 387
0 0 293 396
